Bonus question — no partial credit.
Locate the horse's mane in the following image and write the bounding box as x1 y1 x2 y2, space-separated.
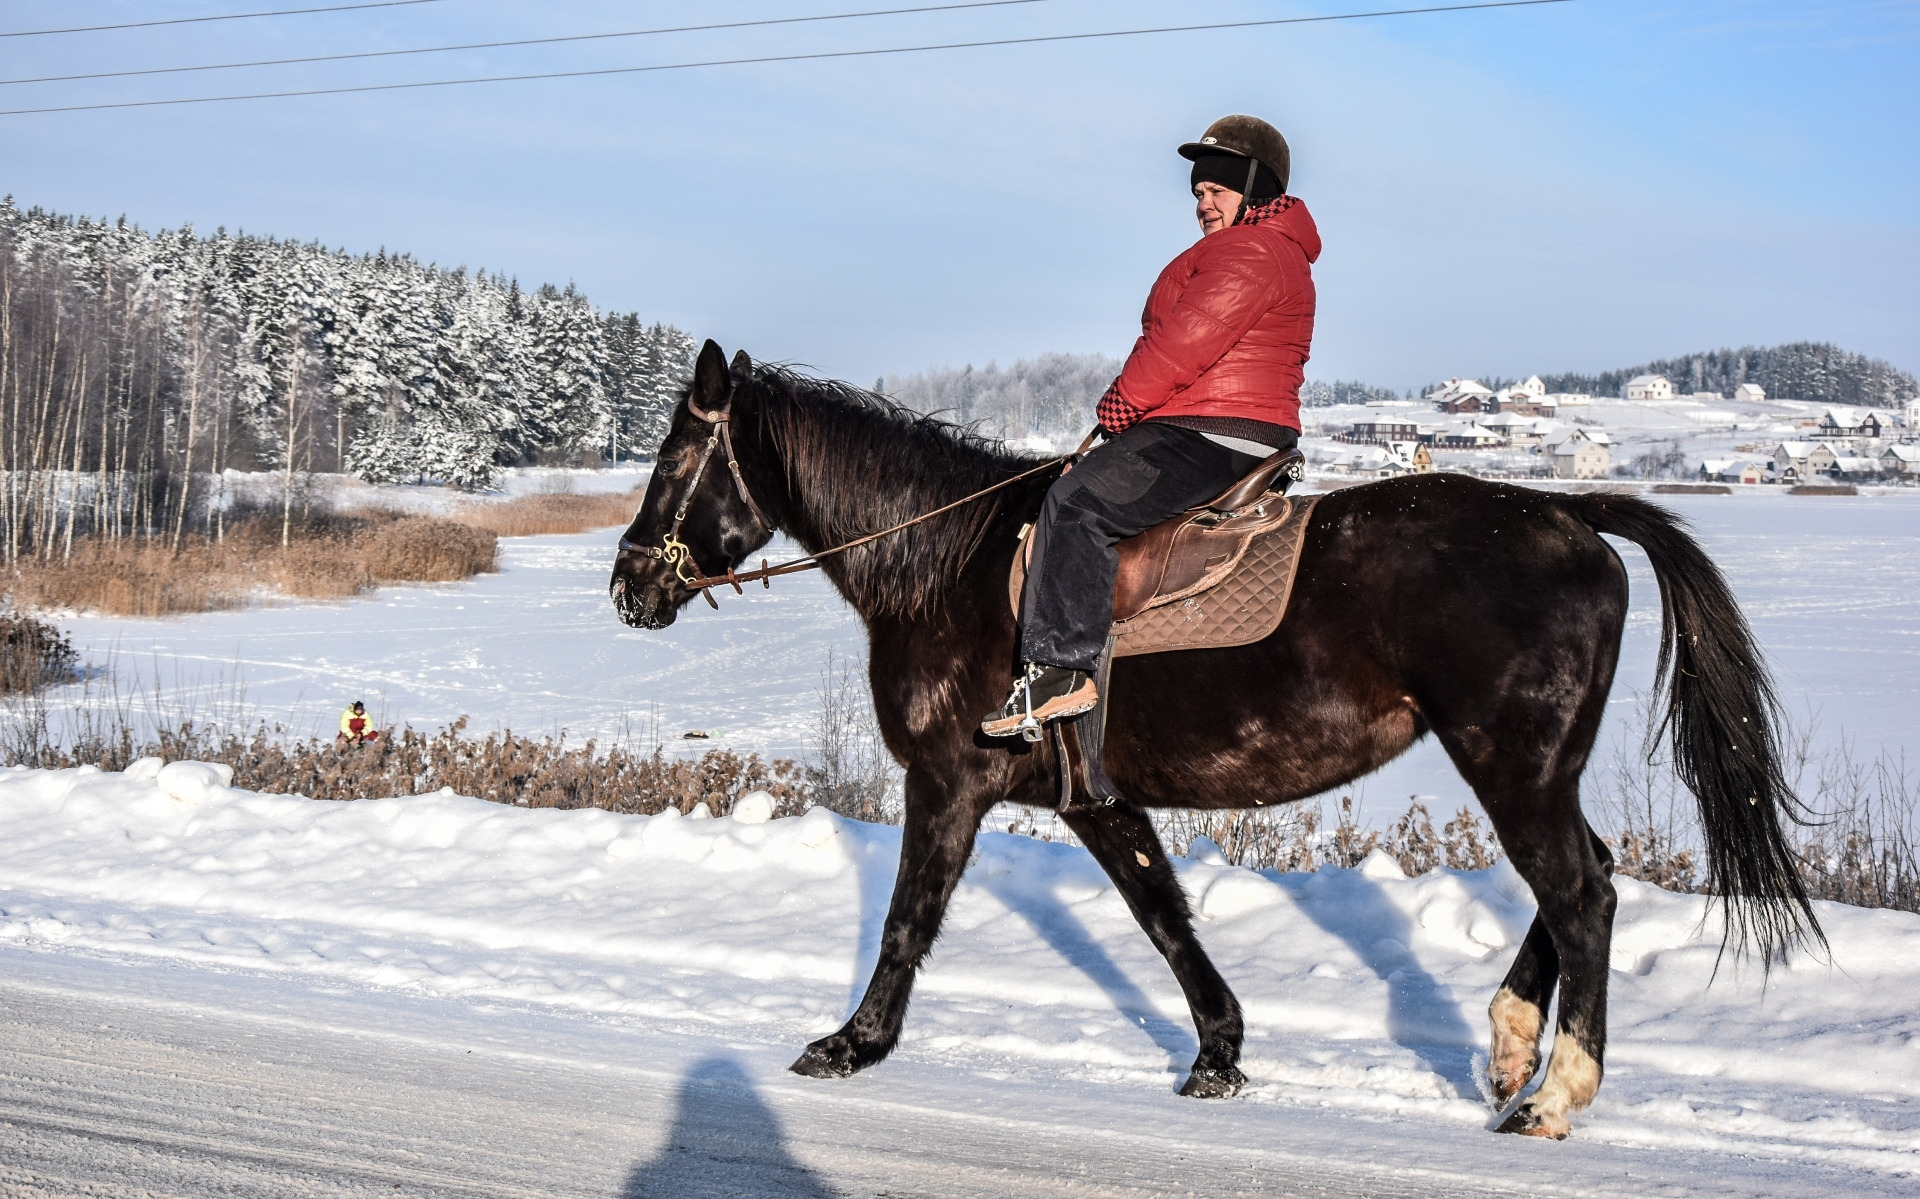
740 363 1054 621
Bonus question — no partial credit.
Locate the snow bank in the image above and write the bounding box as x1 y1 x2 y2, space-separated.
1 764 1916 1172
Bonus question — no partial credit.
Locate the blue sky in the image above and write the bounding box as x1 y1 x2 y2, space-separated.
3 0 1915 390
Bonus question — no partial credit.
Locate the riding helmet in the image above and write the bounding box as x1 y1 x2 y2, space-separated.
1178 115 1291 199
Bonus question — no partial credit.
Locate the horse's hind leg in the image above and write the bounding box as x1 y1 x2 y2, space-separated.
1477 779 1618 1139
1488 915 1556 1106
1486 823 1615 1109
1060 801 1245 1098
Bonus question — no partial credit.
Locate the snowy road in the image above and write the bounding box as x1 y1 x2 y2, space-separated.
0 948 1900 1199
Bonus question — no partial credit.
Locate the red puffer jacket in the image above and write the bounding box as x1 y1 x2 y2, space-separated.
1101 197 1320 434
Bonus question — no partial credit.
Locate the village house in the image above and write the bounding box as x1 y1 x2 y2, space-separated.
1324 443 1419 477
1429 378 1496 414
1812 406 1885 443
1734 382 1766 404
1623 374 1675 401
1699 457 1768 485
1831 455 1880 479
1550 438 1611 479
1477 412 1558 445
1433 423 1505 449
1536 427 1612 478
1347 417 1421 444
1881 444 1920 477
1388 441 1434 473
1771 441 1838 482
1906 396 1920 429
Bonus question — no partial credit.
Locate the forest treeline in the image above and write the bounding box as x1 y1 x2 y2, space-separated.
1533 342 1915 406
0 197 693 564
880 354 1399 440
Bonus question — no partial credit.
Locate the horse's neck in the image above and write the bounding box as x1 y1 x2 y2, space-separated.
741 388 1023 625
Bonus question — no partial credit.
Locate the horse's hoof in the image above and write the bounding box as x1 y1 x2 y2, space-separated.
1178 1065 1245 1099
1496 1104 1569 1139
1487 1050 1540 1108
789 1036 865 1079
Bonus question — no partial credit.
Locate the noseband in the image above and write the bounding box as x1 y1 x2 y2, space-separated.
618 397 770 602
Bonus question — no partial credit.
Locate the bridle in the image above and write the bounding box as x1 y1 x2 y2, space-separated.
618 395 772 604
619 393 1090 610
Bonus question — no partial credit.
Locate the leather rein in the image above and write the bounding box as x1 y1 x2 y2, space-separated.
619 400 1087 609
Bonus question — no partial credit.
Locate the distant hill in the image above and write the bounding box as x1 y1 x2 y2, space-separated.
1536 342 1915 407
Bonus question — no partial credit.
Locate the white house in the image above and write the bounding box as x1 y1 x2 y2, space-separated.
1700 457 1768 485
1734 382 1766 404
1513 375 1547 398
1326 444 1414 477
1771 441 1838 481
1478 412 1559 445
1551 439 1611 480
1623 374 1674 402
1881 444 1920 476
1906 396 1920 429
1435 422 1506 448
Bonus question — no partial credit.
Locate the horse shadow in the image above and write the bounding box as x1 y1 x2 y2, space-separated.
1288 864 1481 1097
619 1056 837 1199
846 825 1192 1068
975 853 1196 1066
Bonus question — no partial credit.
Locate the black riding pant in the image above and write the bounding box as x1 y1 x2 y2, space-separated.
1019 421 1286 673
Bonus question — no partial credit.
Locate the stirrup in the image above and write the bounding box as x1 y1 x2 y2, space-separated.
1015 667 1045 743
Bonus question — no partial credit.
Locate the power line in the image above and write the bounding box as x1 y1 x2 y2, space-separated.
0 0 1574 117
1 0 450 39
0 0 1053 87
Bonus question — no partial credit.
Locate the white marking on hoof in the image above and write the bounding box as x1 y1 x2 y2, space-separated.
1486 987 1543 1106
1526 1031 1602 1126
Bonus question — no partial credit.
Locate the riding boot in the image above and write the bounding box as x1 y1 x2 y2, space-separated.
980 662 1099 740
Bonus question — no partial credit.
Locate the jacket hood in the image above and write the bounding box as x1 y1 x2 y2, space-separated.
1240 196 1321 264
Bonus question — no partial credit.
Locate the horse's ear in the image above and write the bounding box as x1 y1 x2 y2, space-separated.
692 339 731 412
729 349 752 380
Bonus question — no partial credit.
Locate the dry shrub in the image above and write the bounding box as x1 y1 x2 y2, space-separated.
1156 796 1503 876
0 613 78 694
1596 699 1919 914
5 709 803 816
450 488 644 537
4 512 496 616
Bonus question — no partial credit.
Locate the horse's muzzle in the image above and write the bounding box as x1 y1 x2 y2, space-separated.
609 568 677 630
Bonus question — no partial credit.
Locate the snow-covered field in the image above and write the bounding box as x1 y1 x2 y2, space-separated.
5 479 1919 1192
1 762 1917 1192
43 482 1920 804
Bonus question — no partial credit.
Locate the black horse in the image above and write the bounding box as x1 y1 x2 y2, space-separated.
610 342 1819 1139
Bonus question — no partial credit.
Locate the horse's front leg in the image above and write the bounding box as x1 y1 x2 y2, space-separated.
1060 801 1246 1097
790 760 999 1079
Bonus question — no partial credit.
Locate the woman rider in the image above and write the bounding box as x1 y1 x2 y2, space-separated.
982 114 1321 737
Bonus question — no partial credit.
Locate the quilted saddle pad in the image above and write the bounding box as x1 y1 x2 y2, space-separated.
1007 493 1321 658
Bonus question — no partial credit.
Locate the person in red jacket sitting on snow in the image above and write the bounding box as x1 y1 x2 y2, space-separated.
337 700 381 748
982 114 1320 737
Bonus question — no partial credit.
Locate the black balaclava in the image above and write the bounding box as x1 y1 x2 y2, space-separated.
1190 153 1283 205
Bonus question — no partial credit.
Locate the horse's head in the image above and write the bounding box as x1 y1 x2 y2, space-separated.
610 339 777 629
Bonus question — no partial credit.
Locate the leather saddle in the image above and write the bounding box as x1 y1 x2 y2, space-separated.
1013 446 1307 622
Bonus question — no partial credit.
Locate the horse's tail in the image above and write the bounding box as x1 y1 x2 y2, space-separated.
1571 493 1823 964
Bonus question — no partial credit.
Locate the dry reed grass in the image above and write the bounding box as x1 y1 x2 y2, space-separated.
0 613 77 694
449 487 644 537
4 708 804 817
1155 795 1504 877
3 511 497 617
